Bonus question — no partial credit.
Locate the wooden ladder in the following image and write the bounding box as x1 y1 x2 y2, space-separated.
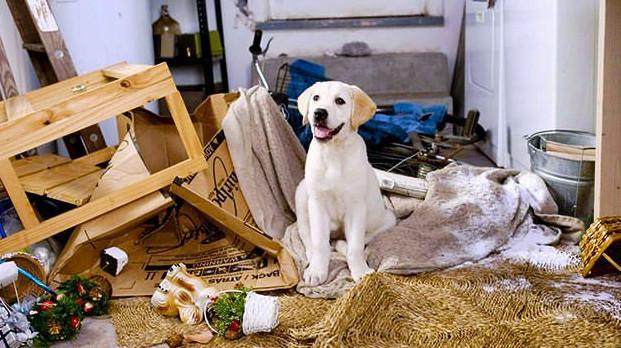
3 0 107 158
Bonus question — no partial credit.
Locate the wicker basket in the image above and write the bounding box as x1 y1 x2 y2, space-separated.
0 252 46 303
580 216 621 276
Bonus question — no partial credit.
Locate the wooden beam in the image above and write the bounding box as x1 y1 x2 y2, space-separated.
0 158 39 229
0 157 205 255
166 92 205 160
72 146 116 166
0 64 175 158
595 0 621 217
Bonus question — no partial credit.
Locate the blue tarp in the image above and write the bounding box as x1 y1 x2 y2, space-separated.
283 59 447 149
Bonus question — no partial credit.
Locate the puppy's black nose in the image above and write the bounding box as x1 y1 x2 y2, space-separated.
313 108 328 122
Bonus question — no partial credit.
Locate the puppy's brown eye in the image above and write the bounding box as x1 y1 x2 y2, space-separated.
335 97 345 105
313 95 319 101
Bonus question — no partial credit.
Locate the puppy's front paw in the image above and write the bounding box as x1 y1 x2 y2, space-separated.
350 264 374 283
303 261 329 286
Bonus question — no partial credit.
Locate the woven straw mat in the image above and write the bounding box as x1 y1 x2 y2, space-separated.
110 255 621 347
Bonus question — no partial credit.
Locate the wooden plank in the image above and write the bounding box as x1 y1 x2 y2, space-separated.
26 70 107 111
595 0 621 217
20 161 99 195
0 64 175 158
0 36 19 102
0 156 206 254
102 63 151 79
73 146 116 166
12 153 71 177
4 95 35 121
0 158 39 229
46 170 102 205
545 141 596 157
166 91 205 160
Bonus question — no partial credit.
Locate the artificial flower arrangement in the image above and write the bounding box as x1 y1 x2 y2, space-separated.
28 275 110 346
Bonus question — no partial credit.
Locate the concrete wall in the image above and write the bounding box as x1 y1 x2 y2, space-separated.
221 0 465 89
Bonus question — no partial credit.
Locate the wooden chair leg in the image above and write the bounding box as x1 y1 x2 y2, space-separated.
165 91 204 160
0 158 39 229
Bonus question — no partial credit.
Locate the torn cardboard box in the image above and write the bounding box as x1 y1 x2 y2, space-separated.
77 201 297 296
51 132 173 278
52 92 298 295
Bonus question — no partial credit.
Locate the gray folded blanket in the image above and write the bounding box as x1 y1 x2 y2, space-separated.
222 86 584 299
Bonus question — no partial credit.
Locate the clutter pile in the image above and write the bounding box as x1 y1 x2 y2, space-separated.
0 60 617 347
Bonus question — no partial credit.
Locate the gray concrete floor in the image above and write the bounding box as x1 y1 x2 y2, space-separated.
51 317 118 348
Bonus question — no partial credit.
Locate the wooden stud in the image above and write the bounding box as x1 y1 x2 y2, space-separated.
595 0 621 217
0 158 39 229
165 91 205 160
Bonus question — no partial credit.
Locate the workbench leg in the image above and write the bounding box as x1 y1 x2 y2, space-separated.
0 158 39 229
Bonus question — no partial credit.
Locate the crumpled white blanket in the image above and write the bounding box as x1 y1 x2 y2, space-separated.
282 165 583 298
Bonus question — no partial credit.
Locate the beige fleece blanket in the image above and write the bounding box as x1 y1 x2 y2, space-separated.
222 86 584 299
222 86 306 239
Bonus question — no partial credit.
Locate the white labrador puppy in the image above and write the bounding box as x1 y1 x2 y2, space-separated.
295 81 396 286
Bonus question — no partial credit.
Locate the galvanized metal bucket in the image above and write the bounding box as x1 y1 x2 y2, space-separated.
526 130 595 225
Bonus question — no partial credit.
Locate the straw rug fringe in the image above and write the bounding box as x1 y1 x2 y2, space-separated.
110 258 621 347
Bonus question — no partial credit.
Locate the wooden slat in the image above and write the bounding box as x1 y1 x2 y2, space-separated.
0 158 39 229
0 156 206 254
4 95 35 121
0 64 175 158
12 153 71 177
20 161 99 195
46 170 102 206
26 70 108 111
102 63 151 79
73 146 116 166
166 91 205 160
595 0 621 217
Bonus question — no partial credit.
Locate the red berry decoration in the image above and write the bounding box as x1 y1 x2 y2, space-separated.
39 300 56 311
75 282 86 296
229 320 240 332
70 315 81 330
75 298 85 306
84 302 94 314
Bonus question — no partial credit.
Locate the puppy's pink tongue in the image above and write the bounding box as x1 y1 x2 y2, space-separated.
315 126 332 139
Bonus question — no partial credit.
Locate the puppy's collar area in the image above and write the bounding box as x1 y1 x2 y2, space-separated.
314 122 345 141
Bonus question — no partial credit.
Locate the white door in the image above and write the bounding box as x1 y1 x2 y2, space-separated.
465 0 504 166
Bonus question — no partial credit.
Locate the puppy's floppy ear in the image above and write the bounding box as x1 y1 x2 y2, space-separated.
350 85 376 130
297 83 316 125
